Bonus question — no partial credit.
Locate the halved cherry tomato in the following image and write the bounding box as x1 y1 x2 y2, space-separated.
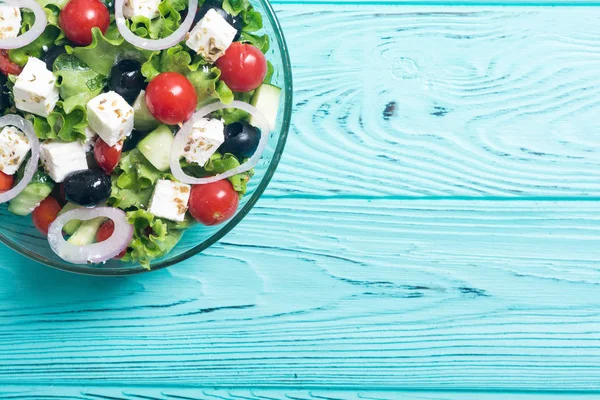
97 220 127 259
94 138 123 174
216 43 267 92
0 171 14 193
145 72 197 125
59 0 110 46
0 50 22 76
188 180 239 226
32 196 62 236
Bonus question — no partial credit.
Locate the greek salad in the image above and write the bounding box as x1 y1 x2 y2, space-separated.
0 0 281 268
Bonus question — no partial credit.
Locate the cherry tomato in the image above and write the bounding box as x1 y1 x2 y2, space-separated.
94 138 123 174
96 220 127 259
32 196 62 236
0 50 22 76
0 171 14 193
188 180 239 226
216 43 267 92
145 72 197 125
59 0 110 46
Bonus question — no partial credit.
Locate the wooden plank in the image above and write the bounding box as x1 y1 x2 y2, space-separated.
0 199 599 390
2 386 600 399
269 5 600 197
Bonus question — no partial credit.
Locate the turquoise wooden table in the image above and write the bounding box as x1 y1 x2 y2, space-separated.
2 1 600 398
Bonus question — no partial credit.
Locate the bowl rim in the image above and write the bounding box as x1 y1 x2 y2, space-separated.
0 0 293 276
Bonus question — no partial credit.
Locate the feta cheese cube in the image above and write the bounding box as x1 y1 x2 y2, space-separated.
0 6 21 40
13 57 59 117
82 127 97 152
182 118 225 167
87 91 134 147
123 0 161 19
186 9 237 62
148 179 191 222
40 140 88 183
0 126 31 176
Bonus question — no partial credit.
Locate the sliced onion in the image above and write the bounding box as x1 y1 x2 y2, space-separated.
47 207 133 265
115 0 197 51
0 0 47 49
170 100 271 185
0 115 39 204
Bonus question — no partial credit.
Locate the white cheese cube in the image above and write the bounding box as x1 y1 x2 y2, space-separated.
148 179 191 222
40 140 88 183
123 0 161 19
182 118 224 167
13 57 59 117
0 6 21 40
82 127 97 152
186 9 237 63
87 91 134 147
0 126 31 176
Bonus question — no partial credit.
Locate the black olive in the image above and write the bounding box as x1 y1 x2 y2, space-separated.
108 60 145 104
0 74 10 112
63 169 112 207
218 122 261 159
192 0 242 41
42 46 66 70
122 130 147 152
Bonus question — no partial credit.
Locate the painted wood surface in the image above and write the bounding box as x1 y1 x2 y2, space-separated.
1 4 600 398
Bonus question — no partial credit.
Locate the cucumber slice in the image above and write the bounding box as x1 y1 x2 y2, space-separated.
7 171 54 216
133 90 160 132
250 83 281 131
59 202 82 236
68 217 106 246
137 125 174 171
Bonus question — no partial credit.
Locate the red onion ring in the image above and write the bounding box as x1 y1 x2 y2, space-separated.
0 0 47 49
114 0 197 51
0 115 39 204
47 207 133 265
170 100 271 185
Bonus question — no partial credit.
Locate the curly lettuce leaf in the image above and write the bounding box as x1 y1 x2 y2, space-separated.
239 31 269 54
9 3 65 66
187 66 234 107
27 104 87 141
71 27 155 76
122 209 183 269
108 149 164 209
141 44 204 80
182 152 253 198
53 53 107 100
210 90 252 124
128 0 187 39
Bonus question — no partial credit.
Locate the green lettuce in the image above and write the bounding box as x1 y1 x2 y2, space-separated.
239 31 269 54
9 3 65 66
141 46 234 106
71 26 155 76
122 209 184 269
210 90 252 124
128 0 187 39
108 149 163 209
53 54 107 101
27 104 87 142
182 152 253 198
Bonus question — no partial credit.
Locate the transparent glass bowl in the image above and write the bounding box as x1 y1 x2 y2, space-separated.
0 0 292 275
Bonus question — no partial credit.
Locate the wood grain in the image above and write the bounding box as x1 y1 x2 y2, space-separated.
1 198 599 391
269 6 600 197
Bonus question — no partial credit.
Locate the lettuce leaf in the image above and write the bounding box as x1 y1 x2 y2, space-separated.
71 26 155 76
239 31 269 54
53 53 107 100
182 152 253 198
187 66 234 107
128 0 187 39
27 104 87 142
122 209 183 269
9 3 65 66
108 149 163 210
223 0 265 37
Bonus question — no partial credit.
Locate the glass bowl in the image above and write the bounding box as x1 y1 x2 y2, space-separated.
0 0 292 276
